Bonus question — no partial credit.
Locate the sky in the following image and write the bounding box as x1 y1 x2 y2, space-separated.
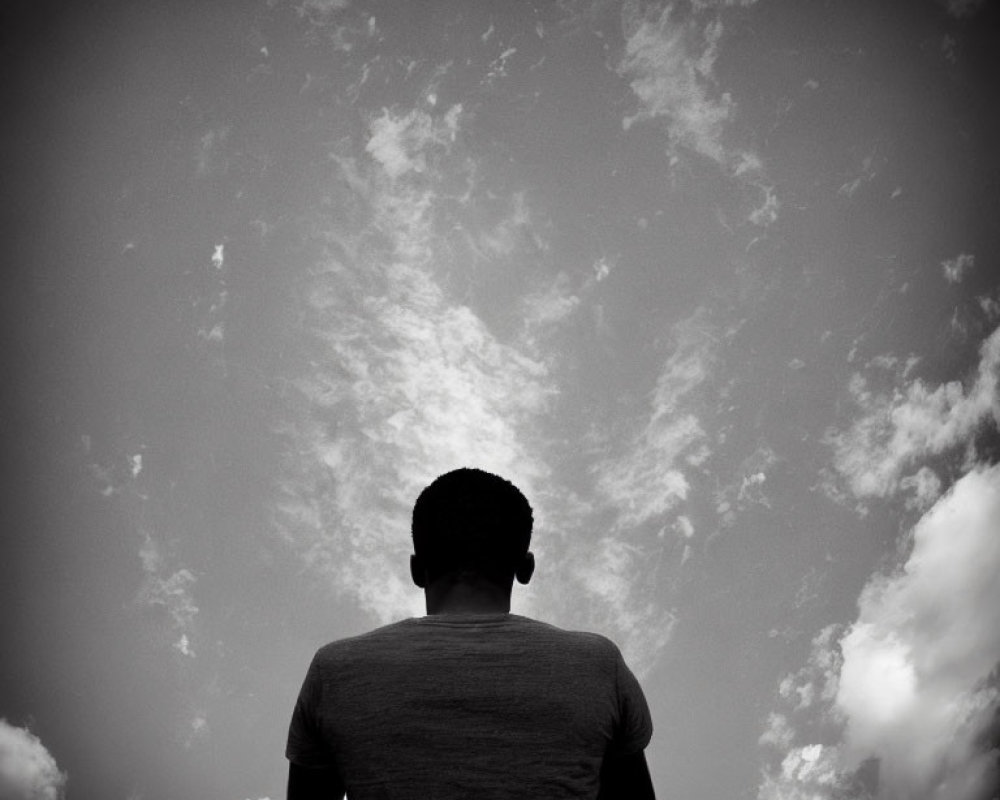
1 0 999 798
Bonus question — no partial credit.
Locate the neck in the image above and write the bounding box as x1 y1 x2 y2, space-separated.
424 578 512 615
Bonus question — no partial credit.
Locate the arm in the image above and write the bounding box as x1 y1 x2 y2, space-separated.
287 762 345 800
597 749 656 800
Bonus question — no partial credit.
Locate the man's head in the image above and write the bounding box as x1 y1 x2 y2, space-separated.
410 467 534 590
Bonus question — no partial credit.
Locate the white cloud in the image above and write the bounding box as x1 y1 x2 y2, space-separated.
566 532 679 676
762 744 843 800
136 532 199 656
520 273 581 335
175 633 193 657
777 624 842 712
593 255 615 282
838 149 880 199
485 47 518 84
195 126 229 177
942 252 975 284
674 515 695 539
594 313 714 532
474 192 535 258
365 106 462 180
616 3 778 226
278 138 557 623
758 712 794 750
298 0 349 19
713 446 779 528
691 0 761 7
274 103 680 677
284 280 553 619
0 720 66 800
837 464 1000 797
748 184 780 227
939 0 987 18
828 325 1000 499
618 5 734 165
759 465 1000 800
899 465 941 511
979 293 1000 322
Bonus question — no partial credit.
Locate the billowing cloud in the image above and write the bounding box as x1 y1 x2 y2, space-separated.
759 466 1000 800
835 465 1000 797
828 325 1000 500
0 720 66 800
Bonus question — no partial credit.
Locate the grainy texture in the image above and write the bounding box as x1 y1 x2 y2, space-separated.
287 612 652 799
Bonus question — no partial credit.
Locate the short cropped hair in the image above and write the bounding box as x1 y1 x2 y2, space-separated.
411 468 533 584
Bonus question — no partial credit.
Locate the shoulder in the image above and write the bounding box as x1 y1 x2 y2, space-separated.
512 616 622 661
312 620 417 662
528 616 619 647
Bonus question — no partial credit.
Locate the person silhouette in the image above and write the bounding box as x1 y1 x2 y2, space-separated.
286 467 656 799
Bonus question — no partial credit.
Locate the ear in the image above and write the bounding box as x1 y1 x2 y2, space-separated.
514 551 535 585
410 554 426 589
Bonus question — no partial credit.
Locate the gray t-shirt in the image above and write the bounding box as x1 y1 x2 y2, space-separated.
286 612 653 799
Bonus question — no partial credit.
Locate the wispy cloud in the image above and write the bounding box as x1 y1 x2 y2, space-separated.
273 99 680 676
0 720 66 800
619 5 733 163
194 126 229 177
691 0 761 7
938 0 987 19
274 101 556 625
617 2 778 226
197 242 228 348
837 146 883 199
519 272 582 336
759 465 1000 800
827 325 1000 502
299 0 349 18
365 106 461 181
136 530 199 658
473 192 538 259
942 252 975 284
593 311 715 534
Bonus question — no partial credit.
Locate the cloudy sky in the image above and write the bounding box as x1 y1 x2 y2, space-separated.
1 0 998 798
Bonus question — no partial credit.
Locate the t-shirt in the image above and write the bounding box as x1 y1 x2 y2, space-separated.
286 612 653 800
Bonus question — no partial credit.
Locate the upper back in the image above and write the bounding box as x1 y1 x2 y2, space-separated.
288 613 652 800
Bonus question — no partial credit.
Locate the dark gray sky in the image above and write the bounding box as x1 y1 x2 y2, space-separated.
2 1 999 798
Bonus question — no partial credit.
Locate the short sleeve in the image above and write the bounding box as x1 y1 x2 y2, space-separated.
609 645 653 755
285 651 335 767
